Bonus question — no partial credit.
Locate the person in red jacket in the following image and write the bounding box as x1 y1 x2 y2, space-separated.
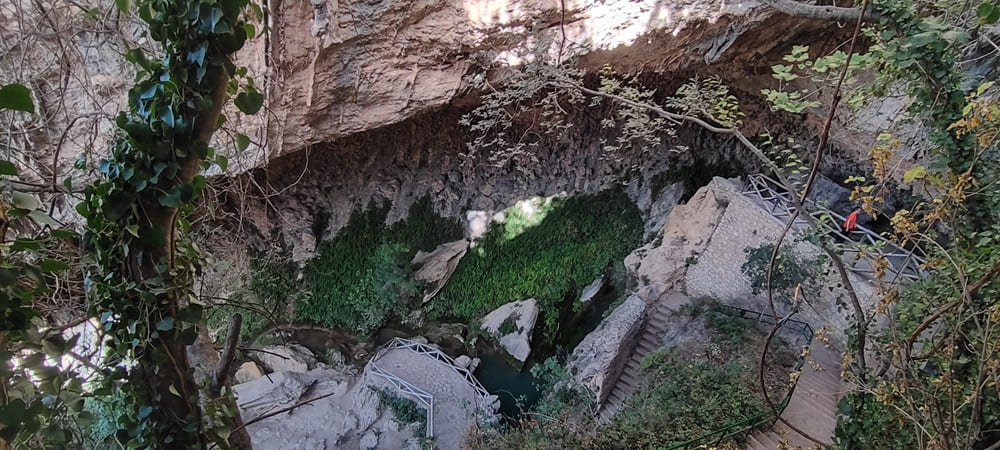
843 209 860 232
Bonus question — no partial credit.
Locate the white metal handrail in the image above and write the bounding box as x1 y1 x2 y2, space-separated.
367 361 435 438
376 338 493 406
742 173 927 284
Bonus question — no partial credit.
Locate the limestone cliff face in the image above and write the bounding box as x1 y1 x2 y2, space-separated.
263 0 833 158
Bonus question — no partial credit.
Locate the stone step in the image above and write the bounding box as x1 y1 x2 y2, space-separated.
749 430 783 450
636 339 661 355
617 373 637 390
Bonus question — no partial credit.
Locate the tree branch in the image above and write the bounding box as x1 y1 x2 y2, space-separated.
760 0 881 22
211 313 242 396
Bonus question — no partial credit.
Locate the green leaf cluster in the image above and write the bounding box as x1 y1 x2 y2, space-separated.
429 190 642 340
297 197 463 335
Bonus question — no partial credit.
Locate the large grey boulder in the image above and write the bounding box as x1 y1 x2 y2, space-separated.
412 239 469 303
569 295 648 404
250 344 319 373
481 299 539 363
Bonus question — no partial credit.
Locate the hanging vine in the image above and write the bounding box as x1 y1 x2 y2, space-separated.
78 0 261 447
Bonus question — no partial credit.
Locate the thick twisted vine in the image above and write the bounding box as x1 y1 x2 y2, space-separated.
80 0 261 447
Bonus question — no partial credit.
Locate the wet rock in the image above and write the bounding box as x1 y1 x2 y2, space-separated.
481 299 539 363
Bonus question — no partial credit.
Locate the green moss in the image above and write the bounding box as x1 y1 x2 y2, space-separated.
297 197 462 335
429 190 643 340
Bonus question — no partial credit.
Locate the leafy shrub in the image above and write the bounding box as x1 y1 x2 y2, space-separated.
431 190 642 339
498 315 520 335
835 392 917 450
373 387 427 427
298 198 461 335
741 243 814 296
598 348 765 449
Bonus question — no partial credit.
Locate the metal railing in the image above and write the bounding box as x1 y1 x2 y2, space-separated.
376 338 493 408
367 361 435 438
742 173 927 284
661 304 816 449
366 337 495 440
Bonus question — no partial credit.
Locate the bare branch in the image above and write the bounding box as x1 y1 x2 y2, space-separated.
760 0 881 22
211 313 242 396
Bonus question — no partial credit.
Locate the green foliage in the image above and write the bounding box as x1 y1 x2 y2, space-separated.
372 387 426 426
598 348 765 448
669 75 744 127
835 392 917 450
741 243 813 296
498 315 520 336
430 190 642 339
298 198 461 335
761 45 873 114
1 84 94 447
0 83 34 114
81 392 131 449
865 0 971 171
206 251 298 341
77 0 258 446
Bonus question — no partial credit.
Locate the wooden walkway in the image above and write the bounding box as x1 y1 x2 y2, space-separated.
746 342 844 450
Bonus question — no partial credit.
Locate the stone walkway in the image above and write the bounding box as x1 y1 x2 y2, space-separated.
368 347 480 450
746 342 845 449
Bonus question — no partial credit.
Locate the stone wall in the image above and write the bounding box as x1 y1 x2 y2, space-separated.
685 177 876 339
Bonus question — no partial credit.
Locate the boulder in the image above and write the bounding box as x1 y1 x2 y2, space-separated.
625 184 728 302
234 361 264 384
360 430 379 450
569 295 648 404
232 368 411 448
251 344 319 373
411 239 469 303
579 277 604 303
454 355 472 369
481 299 539 363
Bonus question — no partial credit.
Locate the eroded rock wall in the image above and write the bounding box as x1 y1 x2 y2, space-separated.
264 0 839 158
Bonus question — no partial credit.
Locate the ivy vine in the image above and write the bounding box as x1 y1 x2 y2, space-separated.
78 0 259 447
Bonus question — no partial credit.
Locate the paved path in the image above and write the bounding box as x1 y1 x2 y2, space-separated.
368 347 479 450
746 342 844 450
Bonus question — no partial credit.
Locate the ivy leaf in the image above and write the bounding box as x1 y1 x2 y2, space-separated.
235 90 264 114
155 317 174 331
236 133 251 151
0 160 17 176
903 166 927 182
0 83 34 113
39 259 70 273
115 0 130 12
138 405 153 420
159 188 182 208
978 2 1000 24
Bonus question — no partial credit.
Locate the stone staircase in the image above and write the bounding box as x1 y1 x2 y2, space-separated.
745 342 844 450
597 293 687 423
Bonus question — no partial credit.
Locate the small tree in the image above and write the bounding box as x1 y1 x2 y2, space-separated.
78 0 263 447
